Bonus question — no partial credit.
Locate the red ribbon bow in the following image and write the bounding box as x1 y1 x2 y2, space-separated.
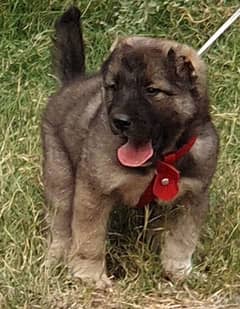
137 136 197 207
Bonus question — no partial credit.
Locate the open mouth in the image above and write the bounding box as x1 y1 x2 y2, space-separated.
117 139 154 167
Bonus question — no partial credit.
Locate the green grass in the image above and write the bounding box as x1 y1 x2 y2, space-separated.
0 0 239 308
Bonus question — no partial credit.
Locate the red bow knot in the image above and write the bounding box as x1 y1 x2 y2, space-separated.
137 136 197 207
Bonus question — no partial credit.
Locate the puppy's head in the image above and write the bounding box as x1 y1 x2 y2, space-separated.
102 37 209 167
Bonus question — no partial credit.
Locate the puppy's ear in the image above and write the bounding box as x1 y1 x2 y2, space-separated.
101 50 116 76
110 37 121 51
167 48 197 85
110 36 134 52
103 37 133 75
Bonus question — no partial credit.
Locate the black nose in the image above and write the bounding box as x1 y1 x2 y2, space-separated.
112 113 132 133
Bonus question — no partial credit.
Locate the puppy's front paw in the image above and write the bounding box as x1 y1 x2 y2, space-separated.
69 257 112 289
161 255 192 282
95 274 113 290
45 237 71 266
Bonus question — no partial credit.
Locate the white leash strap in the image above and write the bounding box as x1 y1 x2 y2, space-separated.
198 7 240 55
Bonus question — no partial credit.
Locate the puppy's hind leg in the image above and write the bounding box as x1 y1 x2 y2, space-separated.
42 124 74 265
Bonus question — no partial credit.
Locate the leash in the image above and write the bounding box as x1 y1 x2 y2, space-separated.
198 7 240 55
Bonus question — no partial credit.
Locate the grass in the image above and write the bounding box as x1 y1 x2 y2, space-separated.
0 0 239 308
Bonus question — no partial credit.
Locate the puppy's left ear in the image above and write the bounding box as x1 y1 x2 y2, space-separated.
167 48 198 85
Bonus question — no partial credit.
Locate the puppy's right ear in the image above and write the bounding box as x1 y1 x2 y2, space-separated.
101 37 121 76
101 49 118 79
110 37 121 52
102 37 134 78
109 36 134 52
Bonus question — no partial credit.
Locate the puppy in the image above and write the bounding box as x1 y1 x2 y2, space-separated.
41 7 219 288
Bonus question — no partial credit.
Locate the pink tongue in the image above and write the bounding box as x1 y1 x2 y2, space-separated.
117 141 153 167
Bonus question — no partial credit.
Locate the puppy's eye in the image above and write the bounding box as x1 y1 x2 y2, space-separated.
146 87 161 95
145 86 173 96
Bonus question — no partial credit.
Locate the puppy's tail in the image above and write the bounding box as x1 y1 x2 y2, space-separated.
53 6 85 85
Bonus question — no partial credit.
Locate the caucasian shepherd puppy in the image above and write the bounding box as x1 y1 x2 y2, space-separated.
41 7 219 288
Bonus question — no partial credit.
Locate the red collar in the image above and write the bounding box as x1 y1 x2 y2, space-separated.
136 136 197 207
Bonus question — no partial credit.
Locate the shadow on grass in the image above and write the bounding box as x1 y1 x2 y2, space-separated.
107 204 162 281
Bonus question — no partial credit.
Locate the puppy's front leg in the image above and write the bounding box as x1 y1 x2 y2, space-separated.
161 192 209 282
69 178 113 288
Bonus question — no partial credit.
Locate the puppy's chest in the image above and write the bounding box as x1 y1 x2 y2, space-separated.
110 170 154 207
